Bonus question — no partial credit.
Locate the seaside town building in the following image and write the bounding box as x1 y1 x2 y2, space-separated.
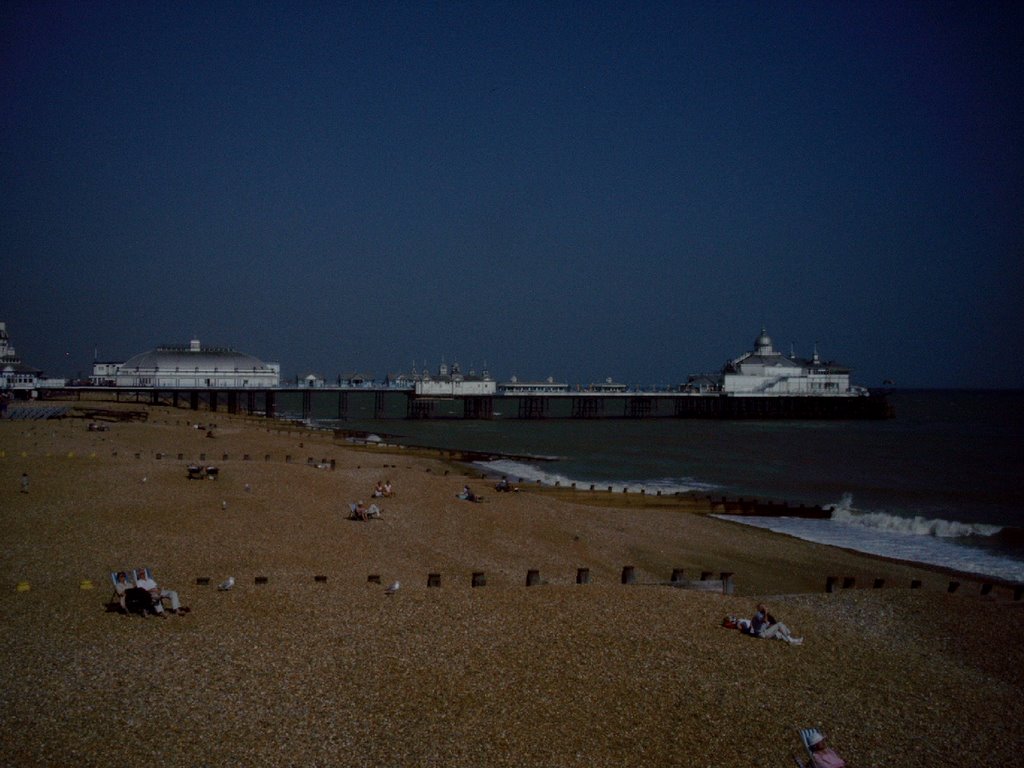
684 328 861 395
89 361 121 386
0 322 44 392
414 361 496 397
497 376 569 395
108 338 280 388
587 378 628 393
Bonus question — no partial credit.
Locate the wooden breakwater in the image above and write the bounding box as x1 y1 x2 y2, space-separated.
708 496 833 519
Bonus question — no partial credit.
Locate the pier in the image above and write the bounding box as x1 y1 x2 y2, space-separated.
39 386 893 420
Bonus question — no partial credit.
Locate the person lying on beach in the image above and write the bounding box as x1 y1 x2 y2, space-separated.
802 730 849 768
351 501 369 521
749 603 802 645
457 486 482 502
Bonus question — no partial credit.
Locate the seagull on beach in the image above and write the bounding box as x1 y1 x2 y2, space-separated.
385 580 400 596
218 576 235 591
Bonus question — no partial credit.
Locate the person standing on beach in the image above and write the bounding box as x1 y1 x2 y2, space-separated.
20 473 29 493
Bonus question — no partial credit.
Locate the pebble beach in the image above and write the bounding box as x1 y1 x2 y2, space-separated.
2 403 1022 767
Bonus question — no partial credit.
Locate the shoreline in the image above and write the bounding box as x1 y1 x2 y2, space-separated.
6 400 1020 593
350 426 1024 591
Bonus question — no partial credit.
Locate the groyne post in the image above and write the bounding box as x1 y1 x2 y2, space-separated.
471 572 486 587
825 576 838 593
526 569 540 587
621 566 635 585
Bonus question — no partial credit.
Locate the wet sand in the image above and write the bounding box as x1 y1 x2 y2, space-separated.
2 404 1022 767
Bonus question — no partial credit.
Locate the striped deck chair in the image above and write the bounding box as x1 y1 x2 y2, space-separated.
794 728 846 768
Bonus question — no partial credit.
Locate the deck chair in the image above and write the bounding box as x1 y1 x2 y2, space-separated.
794 728 845 768
108 569 155 615
109 571 131 613
129 567 173 615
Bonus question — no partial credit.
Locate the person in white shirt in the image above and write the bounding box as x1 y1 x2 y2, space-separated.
134 568 180 615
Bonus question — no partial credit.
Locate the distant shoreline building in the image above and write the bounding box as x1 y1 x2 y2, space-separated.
102 339 280 388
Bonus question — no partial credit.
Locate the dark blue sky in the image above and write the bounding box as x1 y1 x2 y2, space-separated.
3 2 1022 388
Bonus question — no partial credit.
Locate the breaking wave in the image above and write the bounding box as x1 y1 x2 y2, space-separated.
829 493 1003 539
473 458 719 496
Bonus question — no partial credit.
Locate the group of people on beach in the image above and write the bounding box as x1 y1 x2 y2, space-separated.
349 501 382 521
346 480 393 520
723 607 850 764
493 477 518 493
112 568 184 617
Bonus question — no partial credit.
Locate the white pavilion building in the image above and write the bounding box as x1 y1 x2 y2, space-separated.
719 329 859 395
112 339 280 388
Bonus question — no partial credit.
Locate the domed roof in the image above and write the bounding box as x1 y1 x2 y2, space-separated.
753 328 774 355
121 340 272 372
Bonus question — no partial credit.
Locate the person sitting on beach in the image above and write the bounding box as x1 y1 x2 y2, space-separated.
113 571 130 613
383 480 393 497
750 603 802 645
373 481 385 498
494 477 519 493
458 485 481 502
134 568 181 616
804 730 848 768
352 501 369 521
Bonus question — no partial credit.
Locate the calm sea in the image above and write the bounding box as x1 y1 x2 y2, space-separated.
319 390 1024 583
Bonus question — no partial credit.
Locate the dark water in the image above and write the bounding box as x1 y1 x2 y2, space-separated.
320 390 1024 582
